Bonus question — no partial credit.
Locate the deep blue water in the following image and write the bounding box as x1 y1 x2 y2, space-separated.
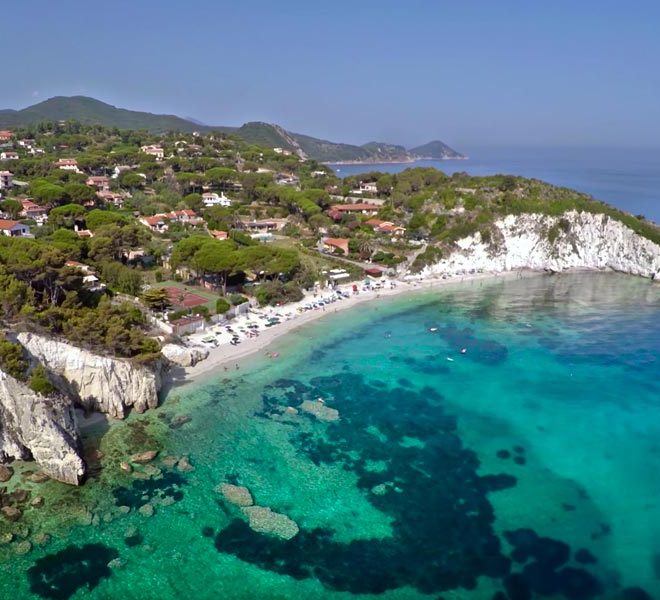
329 147 660 223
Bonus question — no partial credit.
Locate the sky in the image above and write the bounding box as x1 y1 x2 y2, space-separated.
2 0 659 150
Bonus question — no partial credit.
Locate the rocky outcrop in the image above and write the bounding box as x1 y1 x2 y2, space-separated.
0 370 84 485
421 212 660 279
17 333 162 419
241 506 299 540
161 343 209 368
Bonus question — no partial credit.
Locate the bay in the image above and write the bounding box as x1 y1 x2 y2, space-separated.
1 273 659 599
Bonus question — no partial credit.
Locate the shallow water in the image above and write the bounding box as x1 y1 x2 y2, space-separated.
1 273 659 600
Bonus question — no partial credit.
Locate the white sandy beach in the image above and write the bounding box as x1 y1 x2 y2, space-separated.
179 269 538 383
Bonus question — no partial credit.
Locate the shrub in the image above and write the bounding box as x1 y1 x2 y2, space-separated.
216 298 231 314
228 293 248 306
29 364 56 396
0 335 28 380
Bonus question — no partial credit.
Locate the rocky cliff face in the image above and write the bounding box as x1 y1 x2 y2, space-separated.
421 212 660 279
0 370 84 485
17 333 162 419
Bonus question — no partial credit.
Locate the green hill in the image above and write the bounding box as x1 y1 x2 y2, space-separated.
0 96 465 162
409 140 465 159
0 96 200 133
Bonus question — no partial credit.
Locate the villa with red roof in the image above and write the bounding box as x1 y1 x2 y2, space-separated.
0 220 30 237
322 238 349 256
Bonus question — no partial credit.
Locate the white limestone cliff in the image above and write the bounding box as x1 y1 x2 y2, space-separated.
0 370 85 485
420 212 660 279
17 333 162 419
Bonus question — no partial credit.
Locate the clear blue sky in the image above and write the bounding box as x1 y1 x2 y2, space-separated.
3 0 659 149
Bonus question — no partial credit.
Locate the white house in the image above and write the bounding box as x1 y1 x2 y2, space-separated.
55 158 80 172
0 171 12 190
0 220 30 237
0 151 18 161
203 192 232 207
140 145 164 160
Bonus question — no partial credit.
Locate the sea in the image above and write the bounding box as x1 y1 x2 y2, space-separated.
2 272 659 600
328 146 660 224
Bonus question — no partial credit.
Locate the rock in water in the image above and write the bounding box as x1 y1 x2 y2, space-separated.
217 483 254 507
0 369 85 485
138 503 154 517
1 506 21 522
17 332 162 419
241 506 299 540
0 465 13 482
300 399 340 422
176 457 194 472
131 451 158 464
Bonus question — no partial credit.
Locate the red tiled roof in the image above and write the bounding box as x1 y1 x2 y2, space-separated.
331 203 378 212
0 220 21 230
323 238 349 255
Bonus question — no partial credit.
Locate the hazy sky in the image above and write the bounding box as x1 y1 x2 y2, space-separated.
3 1 659 149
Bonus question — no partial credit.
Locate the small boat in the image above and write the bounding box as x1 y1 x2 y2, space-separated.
460 348 467 354
429 327 438 332
446 357 454 362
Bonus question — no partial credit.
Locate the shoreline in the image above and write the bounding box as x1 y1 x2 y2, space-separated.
176 269 540 386
324 156 467 166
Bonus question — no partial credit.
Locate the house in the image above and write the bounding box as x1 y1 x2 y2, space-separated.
359 182 378 194
17 139 35 148
311 170 327 178
0 131 12 142
322 238 349 256
112 165 133 179
140 145 164 160
0 171 12 190
74 225 94 238
86 176 110 191
0 151 18 161
29 147 45 156
140 215 169 232
20 199 48 224
365 219 406 237
55 158 80 172
96 190 125 207
170 314 205 336
273 147 292 156
0 220 30 237
237 218 288 233
328 203 379 220
202 192 232 207
65 261 105 291
275 173 299 186
209 230 229 240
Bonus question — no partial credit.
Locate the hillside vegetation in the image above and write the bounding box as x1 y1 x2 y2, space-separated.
0 96 464 163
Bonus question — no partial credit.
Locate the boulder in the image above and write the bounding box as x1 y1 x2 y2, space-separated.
0 465 13 482
131 451 158 464
1 506 21 522
30 496 45 508
33 532 51 547
138 503 154 517
161 456 179 468
119 461 132 473
176 457 194 472
241 506 299 540
217 483 253 507
161 344 209 368
14 540 31 555
26 471 49 483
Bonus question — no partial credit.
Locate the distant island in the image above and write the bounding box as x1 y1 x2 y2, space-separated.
0 96 465 164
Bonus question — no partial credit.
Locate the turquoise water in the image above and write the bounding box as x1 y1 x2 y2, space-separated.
1 273 659 599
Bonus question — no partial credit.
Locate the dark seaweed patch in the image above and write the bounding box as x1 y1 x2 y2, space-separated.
574 548 597 565
112 471 186 509
27 543 118 599
215 373 515 595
